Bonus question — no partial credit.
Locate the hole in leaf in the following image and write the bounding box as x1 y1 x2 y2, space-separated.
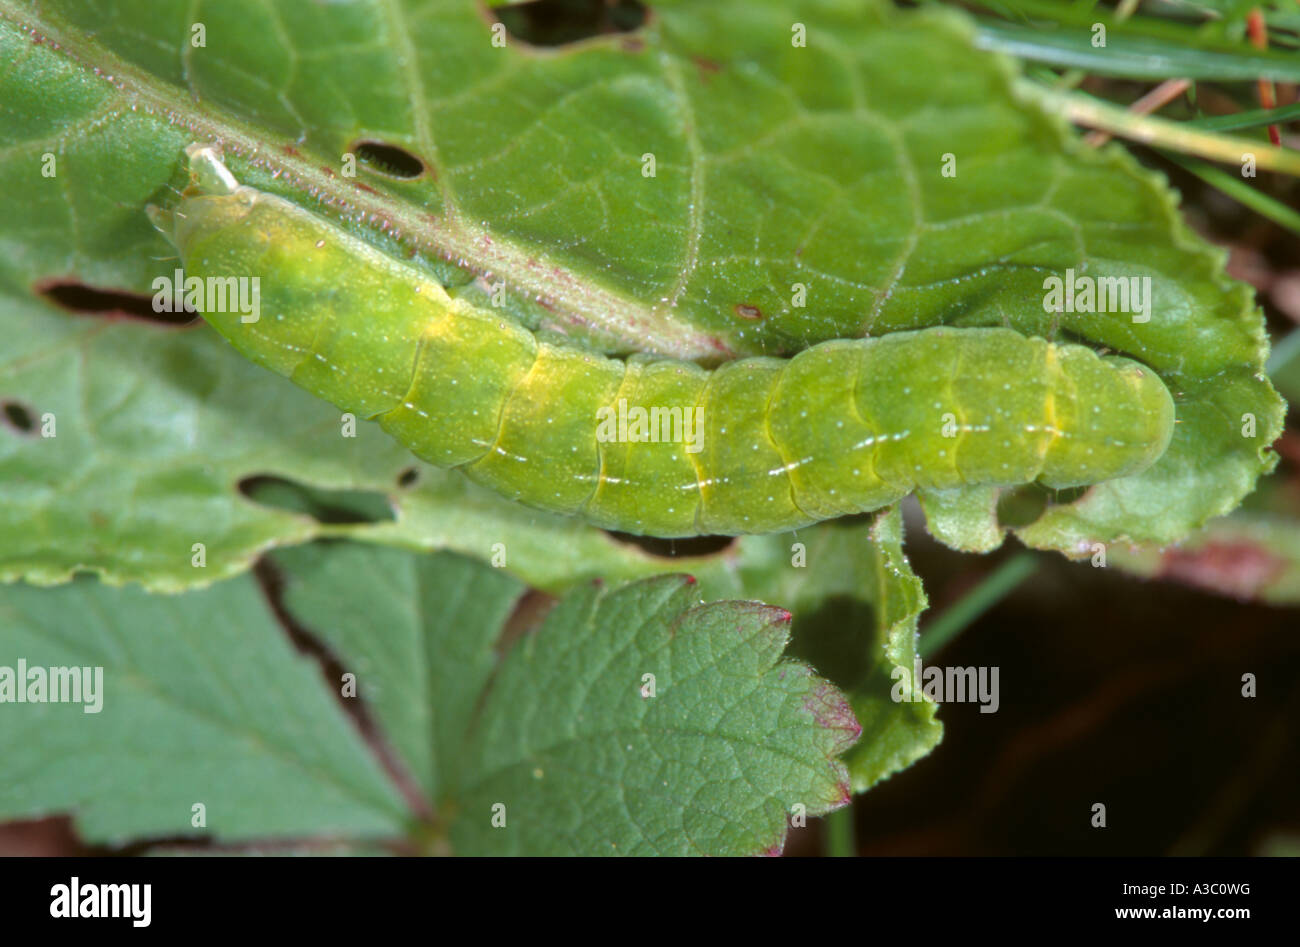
1049 485 1090 506
497 588 558 657
603 529 735 559
238 475 396 524
996 484 1048 528
251 554 432 836
493 0 648 47
37 279 198 327
996 483 1087 528
351 140 426 179
1 401 36 435
784 594 877 689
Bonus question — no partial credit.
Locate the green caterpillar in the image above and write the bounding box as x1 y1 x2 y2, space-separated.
151 145 1176 537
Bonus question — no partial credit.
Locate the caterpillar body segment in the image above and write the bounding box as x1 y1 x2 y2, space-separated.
154 147 1176 538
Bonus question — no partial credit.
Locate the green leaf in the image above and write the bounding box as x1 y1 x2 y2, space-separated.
270 542 526 802
0 0 1281 585
270 544 863 855
450 575 855 856
0 572 410 844
1 544 862 854
1110 512 1300 605
812 508 939 792
918 485 1005 553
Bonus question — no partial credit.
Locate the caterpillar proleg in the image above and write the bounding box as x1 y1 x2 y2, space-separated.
151 145 1176 537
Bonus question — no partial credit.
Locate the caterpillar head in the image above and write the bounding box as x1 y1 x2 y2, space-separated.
148 144 259 259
